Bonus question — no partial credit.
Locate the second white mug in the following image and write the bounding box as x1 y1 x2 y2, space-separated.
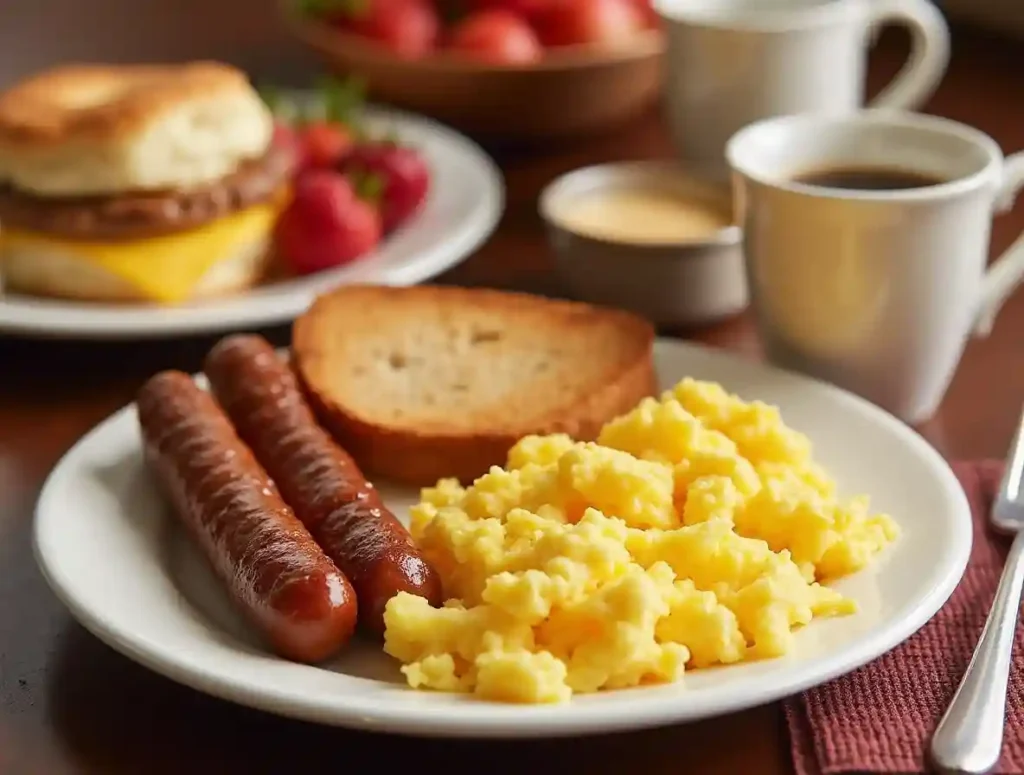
656 0 951 176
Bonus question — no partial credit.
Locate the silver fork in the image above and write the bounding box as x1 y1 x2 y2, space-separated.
931 405 1024 775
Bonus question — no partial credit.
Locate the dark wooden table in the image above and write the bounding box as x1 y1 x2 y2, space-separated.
2 24 1023 775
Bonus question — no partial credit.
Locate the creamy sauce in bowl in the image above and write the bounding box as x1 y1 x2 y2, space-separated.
552 186 733 244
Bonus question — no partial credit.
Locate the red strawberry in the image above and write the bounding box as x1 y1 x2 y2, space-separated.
341 142 431 233
332 0 440 59
535 0 645 47
274 171 382 275
299 120 355 171
447 10 544 64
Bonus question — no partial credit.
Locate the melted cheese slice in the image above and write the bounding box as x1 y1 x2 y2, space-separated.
0 203 278 303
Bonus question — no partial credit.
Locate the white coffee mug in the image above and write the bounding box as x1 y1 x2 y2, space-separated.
656 0 951 175
726 110 1024 425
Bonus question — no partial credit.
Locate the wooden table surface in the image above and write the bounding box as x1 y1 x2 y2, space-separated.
2 24 1023 775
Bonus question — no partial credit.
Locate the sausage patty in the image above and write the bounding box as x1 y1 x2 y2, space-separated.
0 144 293 240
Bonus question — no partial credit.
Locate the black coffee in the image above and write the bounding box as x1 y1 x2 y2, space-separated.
794 166 947 191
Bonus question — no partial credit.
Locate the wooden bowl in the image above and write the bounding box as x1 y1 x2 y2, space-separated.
284 13 665 140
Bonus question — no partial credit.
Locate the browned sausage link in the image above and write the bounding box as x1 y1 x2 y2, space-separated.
136 370 358 661
203 335 443 634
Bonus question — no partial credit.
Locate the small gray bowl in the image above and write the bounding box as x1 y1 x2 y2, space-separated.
539 161 747 328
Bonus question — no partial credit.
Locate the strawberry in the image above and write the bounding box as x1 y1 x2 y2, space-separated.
331 0 440 59
341 142 431 233
261 77 367 176
446 10 544 64
274 171 382 275
299 120 355 170
534 0 645 48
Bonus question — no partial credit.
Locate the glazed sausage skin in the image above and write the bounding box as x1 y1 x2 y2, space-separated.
137 370 358 662
203 335 443 634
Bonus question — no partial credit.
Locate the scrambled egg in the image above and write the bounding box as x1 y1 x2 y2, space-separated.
383 379 900 703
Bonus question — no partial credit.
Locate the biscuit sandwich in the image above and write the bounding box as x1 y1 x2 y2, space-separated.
0 62 292 304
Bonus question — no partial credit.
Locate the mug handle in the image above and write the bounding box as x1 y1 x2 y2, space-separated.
866 0 951 111
974 153 1024 337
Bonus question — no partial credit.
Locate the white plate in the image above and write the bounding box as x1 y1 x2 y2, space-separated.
0 106 503 340
33 339 972 738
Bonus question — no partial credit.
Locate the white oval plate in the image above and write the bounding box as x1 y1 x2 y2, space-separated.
33 339 971 738
0 106 503 340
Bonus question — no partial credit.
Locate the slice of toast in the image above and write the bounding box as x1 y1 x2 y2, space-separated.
292 285 657 486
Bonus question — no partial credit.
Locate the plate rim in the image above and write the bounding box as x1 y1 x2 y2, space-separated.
32 338 973 738
0 104 504 341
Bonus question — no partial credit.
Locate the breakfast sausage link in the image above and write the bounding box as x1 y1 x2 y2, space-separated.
203 334 443 634
136 370 358 662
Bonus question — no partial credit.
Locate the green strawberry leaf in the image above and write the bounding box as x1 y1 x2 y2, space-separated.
317 74 366 127
351 171 386 205
257 76 367 132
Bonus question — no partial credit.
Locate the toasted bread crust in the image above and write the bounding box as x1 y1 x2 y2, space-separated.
0 62 252 147
292 285 657 486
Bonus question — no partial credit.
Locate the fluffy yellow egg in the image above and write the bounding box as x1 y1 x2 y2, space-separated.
383 378 900 703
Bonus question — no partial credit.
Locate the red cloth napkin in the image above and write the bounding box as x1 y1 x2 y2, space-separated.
786 460 1024 774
